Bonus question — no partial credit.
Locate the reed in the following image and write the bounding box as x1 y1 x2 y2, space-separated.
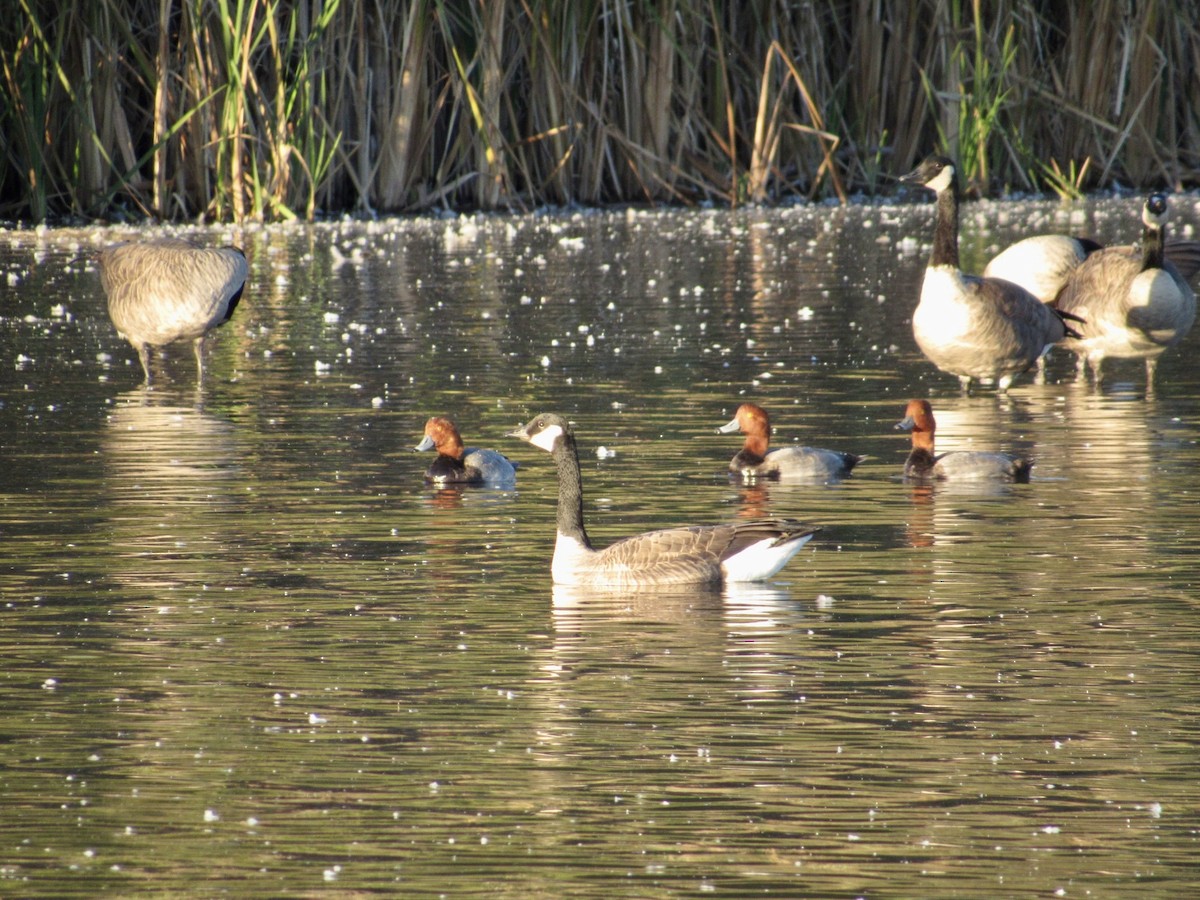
2 0 1198 224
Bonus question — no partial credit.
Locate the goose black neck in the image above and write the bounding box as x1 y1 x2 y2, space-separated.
1140 222 1165 271
551 432 593 548
930 183 960 269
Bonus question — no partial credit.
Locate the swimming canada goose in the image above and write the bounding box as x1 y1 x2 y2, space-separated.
414 416 518 486
509 413 819 587
1053 193 1196 387
97 238 248 384
717 402 862 480
900 155 1082 390
895 398 1031 482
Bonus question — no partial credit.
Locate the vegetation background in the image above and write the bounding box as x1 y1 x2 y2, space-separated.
2 0 1198 224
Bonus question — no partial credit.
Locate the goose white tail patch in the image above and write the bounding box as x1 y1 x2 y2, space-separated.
721 532 815 583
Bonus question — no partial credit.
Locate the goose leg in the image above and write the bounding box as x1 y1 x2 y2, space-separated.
193 336 207 384
136 342 153 386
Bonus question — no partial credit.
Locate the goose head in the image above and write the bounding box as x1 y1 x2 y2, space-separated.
901 155 957 195
1143 193 1169 228
510 413 572 454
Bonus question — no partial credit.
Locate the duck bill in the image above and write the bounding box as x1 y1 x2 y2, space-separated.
414 434 436 452
716 417 740 434
894 416 916 433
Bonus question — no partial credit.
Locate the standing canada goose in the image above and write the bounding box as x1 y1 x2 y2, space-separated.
414 416 518 486
900 155 1082 390
984 233 1200 306
97 238 248 385
509 413 819 587
983 235 1104 304
717 402 862 480
895 399 1031 482
1054 193 1196 387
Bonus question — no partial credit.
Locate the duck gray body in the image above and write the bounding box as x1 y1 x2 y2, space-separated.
98 238 247 384
1054 194 1195 386
510 413 819 588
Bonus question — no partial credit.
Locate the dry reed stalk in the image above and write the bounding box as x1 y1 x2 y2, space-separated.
153 0 171 215
4 0 1200 223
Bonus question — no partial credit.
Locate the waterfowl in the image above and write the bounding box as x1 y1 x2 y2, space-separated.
510 413 819 587
900 155 1082 390
717 402 862 480
983 233 1200 306
983 235 1103 304
415 416 518 486
895 398 1031 482
1054 193 1196 387
97 238 248 385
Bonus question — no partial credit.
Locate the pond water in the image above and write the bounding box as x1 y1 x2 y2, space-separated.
2 196 1199 897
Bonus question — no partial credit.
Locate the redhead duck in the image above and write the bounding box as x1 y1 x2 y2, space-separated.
1054 194 1196 388
510 413 819 587
900 155 1082 391
97 238 248 385
717 403 862 480
895 399 1031 482
415 416 517 486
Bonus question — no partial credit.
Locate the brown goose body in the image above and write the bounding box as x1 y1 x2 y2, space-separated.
1054 194 1195 386
97 238 247 384
900 156 1081 391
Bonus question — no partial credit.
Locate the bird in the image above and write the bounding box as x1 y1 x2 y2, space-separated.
983 233 1200 306
983 234 1104 304
717 402 862 480
899 155 1082 391
97 238 247 385
1053 193 1196 387
509 413 819 587
414 416 518 486
894 398 1031 482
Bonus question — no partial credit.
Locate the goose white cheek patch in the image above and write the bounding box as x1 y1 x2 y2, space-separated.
528 423 564 452
927 165 954 193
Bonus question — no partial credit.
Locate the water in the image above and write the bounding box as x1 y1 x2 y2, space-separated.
2 197 1199 897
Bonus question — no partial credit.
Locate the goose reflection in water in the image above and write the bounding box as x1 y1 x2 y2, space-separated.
103 389 241 594
545 581 805 672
